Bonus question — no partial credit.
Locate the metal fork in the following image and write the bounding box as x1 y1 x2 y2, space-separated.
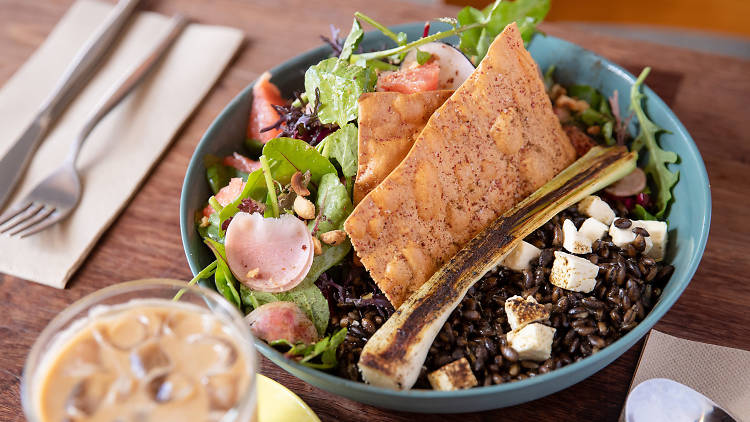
0 15 188 238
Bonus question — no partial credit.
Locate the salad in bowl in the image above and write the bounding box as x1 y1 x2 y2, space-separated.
180 0 703 409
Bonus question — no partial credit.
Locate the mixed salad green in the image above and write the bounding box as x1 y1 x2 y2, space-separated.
185 0 679 370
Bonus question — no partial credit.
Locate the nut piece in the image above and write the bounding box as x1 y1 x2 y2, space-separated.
291 171 310 196
199 215 210 227
245 268 260 279
312 237 322 256
555 94 590 112
320 230 347 246
427 357 478 391
293 196 316 219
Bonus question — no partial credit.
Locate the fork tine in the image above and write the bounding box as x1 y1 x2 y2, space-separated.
0 203 43 234
0 201 32 227
17 210 67 238
8 206 56 236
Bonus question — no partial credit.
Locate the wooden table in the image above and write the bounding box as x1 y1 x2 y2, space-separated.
2 0 749 420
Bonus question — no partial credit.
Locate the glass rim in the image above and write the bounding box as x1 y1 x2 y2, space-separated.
21 278 257 422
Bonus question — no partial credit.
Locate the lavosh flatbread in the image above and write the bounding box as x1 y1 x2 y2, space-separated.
344 23 576 307
354 90 452 204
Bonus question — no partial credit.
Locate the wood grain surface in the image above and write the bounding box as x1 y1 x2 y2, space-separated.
1 1 749 421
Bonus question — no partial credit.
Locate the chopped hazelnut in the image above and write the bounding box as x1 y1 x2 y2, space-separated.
320 230 347 246
555 94 589 112
291 171 310 197
586 125 601 135
549 83 566 101
312 237 322 256
293 196 316 219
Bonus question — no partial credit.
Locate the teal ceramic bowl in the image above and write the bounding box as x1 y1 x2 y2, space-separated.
180 23 711 413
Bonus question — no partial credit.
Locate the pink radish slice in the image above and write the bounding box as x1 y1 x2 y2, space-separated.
225 212 313 292
246 302 319 344
605 167 647 197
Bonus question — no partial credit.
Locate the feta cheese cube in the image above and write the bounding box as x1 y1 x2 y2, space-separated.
579 218 608 241
562 218 607 254
427 357 478 391
562 219 591 254
577 195 616 225
506 323 556 361
505 295 550 330
550 251 599 293
609 221 654 255
502 241 541 271
636 220 668 261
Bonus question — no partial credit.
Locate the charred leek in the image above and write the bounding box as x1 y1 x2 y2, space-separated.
358 146 637 390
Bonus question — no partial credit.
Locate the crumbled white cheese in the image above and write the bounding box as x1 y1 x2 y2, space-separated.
502 241 541 271
636 220 668 261
505 295 549 330
427 357 478 391
550 251 599 293
562 218 608 254
506 323 556 361
609 221 654 256
577 195 615 225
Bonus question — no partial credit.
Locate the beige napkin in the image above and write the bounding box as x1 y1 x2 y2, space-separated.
621 330 750 421
0 0 243 288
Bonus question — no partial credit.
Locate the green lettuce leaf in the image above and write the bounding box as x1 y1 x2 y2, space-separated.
629 68 679 219
204 239 241 308
311 172 353 234
304 58 376 126
458 0 550 63
219 138 338 227
340 18 364 61
316 124 358 186
204 155 248 194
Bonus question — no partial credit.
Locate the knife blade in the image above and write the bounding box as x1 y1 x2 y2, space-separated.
0 0 141 210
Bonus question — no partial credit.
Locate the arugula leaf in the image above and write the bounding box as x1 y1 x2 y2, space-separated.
204 155 248 194
304 58 376 127
317 124 358 186
458 0 550 63
204 239 241 308
629 68 679 219
270 328 348 369
340 18 364 61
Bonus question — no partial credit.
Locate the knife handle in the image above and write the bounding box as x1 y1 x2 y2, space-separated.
39 0 142 127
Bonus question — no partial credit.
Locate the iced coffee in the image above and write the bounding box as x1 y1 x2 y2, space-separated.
23 280 256 422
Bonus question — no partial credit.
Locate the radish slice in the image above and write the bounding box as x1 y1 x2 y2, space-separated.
225 212 313 292
401 42 475 90
605 167 647 197
246 302 318 344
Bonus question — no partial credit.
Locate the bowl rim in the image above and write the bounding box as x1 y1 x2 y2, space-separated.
180 24 712 400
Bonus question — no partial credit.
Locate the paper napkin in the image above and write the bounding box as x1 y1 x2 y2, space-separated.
0 0 243 288
622 330 750 421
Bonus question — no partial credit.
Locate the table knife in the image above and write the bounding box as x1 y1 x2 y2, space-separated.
0 0 141 210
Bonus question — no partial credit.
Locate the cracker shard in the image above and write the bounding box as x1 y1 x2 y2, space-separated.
344 23 576 307
354 90 452 204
